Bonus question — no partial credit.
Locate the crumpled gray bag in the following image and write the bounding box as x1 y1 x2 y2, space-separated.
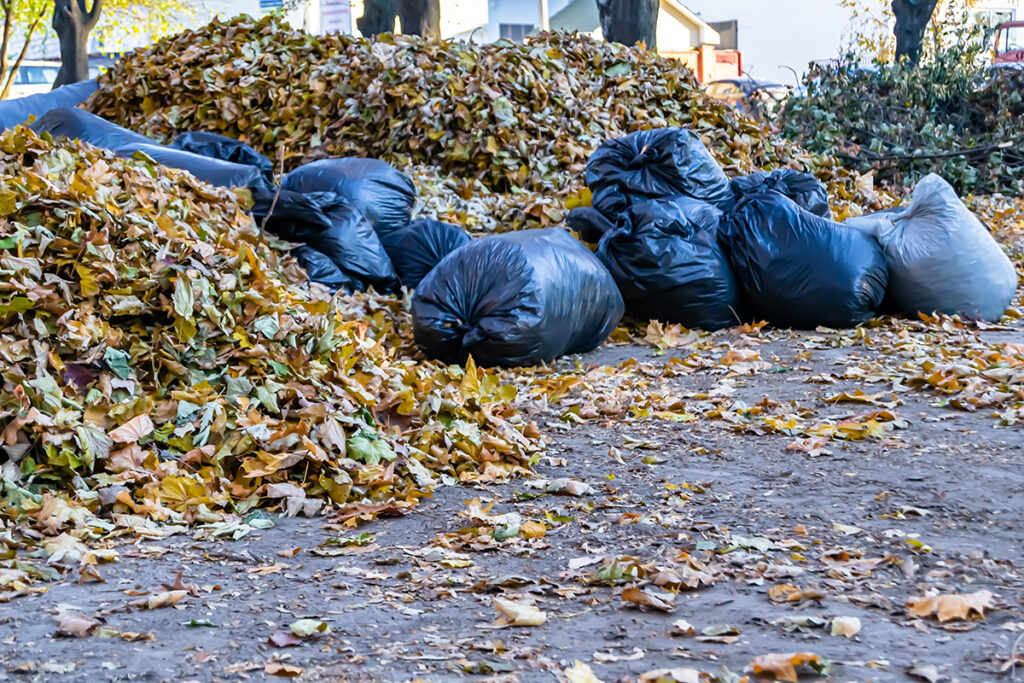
843 174 1017 322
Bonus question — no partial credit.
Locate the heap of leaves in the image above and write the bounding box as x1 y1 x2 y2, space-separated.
85 14 878 223
0 127 539 537
780 23 1024 195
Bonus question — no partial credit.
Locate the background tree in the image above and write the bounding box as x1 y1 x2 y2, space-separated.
596 0 659 51
357 0 439 38
892 0 939 64
0 0 195 95
52 0 100 87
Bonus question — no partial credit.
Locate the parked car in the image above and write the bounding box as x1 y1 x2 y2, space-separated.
705 77 790 118
4 60 61 99
993 20 1024 66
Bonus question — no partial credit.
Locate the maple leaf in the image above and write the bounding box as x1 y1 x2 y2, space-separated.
750 652 830 682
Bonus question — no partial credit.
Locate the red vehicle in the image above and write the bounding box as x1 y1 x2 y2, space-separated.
993 21 1024 65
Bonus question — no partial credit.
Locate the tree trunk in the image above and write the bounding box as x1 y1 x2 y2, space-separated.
53 0 102 88
892 0 939 66
596 0 659 51
357 0 396 36
396 0 439 38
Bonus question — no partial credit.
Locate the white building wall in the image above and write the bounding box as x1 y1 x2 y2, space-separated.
483 0 573 42
685 0 851 84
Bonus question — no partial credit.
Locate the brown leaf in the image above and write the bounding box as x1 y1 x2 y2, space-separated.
268 629 304 648
749 652 828 682
906 590 995 622
54 612 100 638
160 571 200 597
621 587 676 613
328 501 406 525
265 662 303 677
108 414 155 444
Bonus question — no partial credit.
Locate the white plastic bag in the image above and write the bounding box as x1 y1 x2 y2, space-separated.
844 174 1017 322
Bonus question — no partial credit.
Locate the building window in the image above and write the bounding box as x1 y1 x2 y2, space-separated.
974 8 1016 29
499 23 534 43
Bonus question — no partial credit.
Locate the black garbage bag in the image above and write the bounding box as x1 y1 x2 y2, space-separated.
720 193 887 329
122 143 272 191
253 188 398 293
586 127 733 213
170 131 275 186
291 245 359 292
30 106 150 149
566 207 615 243
280 158 415 236
730 169 831 218
379 218 471 290
597 196 739 330
412 228 624 367
0 79 98 130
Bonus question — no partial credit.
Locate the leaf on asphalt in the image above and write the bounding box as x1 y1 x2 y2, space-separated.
749 652 830 682
907 665 944 682
906 590 995 622
621 587 676 613
268 630 305 648
265 662 303 677
637 669 702 683
564 661 605 683
829 616 862 638
494 596 546 626
161 571 200 597
671 619 696 636
289 619 330 637
134 590 189 610
54 612 100 638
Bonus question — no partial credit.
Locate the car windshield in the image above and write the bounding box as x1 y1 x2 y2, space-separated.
1000 25 1024 52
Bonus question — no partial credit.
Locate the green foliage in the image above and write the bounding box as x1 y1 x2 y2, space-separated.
781 13 1024 194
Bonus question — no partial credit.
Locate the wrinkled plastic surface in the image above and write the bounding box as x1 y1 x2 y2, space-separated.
586 128 733 213
170 131 275 185
567 207 615 243
730 169 832 218
123 142 272 190
0 80 98 130
30 108 270 190
253 188 398 293
30 106 150 149
281 158 415 236
843 173 1016 321
291 244 358 292
380 218 471 289
598 196 739 330
721 193 887 329
412 228 624 367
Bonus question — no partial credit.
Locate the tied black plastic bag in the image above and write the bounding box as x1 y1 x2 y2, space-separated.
730 169 832 218
291 245 359 292
30 106 150 149
253 188 398 293
844 173 1016 322
412 228 624 367
566 207 615 243
0 79 97 130
597 196 740 330
170 131 275 186
721 192 887 329
586 127 733 213
123 143 273 191
281 158 415 236
379 218 471 289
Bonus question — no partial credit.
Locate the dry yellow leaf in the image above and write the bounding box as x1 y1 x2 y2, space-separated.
494 597 546 626
906 590 995 622
750 652 827 682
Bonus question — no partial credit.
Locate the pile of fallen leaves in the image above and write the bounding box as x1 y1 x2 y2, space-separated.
0 127 539 543
85 14 880 226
